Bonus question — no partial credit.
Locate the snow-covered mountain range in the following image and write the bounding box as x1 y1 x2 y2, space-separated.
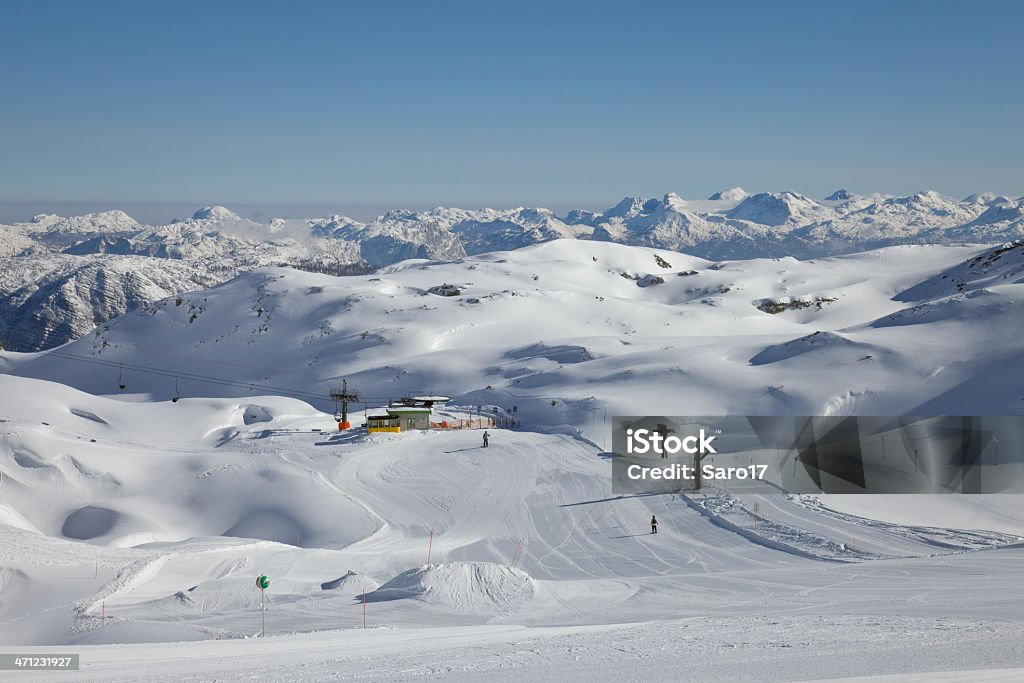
2 189 1022 351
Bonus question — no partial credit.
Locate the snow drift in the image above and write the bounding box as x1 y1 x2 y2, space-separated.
368 562 535 613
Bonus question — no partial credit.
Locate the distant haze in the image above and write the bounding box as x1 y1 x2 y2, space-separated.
0 200 600 225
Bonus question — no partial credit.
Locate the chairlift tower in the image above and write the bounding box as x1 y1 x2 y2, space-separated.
329 379 360 430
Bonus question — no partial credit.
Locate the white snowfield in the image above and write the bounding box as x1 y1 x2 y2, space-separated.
7 238 1024 419
1 239 1023 681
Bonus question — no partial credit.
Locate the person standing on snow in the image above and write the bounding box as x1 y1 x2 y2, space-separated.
650 515 658 534
482 431 490 448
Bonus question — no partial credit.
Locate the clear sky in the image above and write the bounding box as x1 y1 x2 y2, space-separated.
1 0 1021 220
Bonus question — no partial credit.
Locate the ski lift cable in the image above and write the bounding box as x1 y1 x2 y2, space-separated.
39 353 493 408
43 350 315 397
45 351 332 403
40 350 411 405
134 347 314 379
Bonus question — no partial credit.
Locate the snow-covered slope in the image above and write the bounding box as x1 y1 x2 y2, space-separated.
0 240 349 353
0 209 363 351
2 238 1024 680
1 372 1023 682
6 239 1023 421
3 189 1023 352
0 255 232 352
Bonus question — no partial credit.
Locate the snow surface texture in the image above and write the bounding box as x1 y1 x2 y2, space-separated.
1 238 1024 681
7 238 1024 418
0 377 1023 681
3 188 1024 351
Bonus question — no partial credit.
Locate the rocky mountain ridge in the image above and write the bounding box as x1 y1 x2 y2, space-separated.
1 190 1021 351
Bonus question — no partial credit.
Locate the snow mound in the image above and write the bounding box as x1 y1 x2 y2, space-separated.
0 568 31 610
320 570 381 595
0 505 43 533
896 241 1024 301
749 331 872 365
69 407 108 425
368 562 535 613
505 343 593 364
871 292 1007 329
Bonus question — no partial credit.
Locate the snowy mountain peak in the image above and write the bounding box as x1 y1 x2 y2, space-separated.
30 212 58 224
563 208 602 225
191 206 241 222
963 192 1014 207
607 197 644 216
825 189 854 201
662 192 688 212
968 200 1024 226
708 187 749 201
606 196 659 219
21 210 142 242
307 214 363 231
879 191 972 218
29 209 139 228
902 190 948 206
727 191 826 226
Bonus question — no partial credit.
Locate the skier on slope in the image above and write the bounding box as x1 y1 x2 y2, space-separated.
482 430 490 448
650 515 658 534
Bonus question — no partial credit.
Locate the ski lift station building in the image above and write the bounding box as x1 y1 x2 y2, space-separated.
367 396 450 433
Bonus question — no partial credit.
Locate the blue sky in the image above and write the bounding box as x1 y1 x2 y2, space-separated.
1 0 1021 219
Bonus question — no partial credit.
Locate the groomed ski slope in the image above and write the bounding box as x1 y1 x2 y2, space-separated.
6 620 1024 683
2 375 1024 681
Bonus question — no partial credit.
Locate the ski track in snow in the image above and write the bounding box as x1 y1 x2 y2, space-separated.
790 494 1024 553
1 393 1024 679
